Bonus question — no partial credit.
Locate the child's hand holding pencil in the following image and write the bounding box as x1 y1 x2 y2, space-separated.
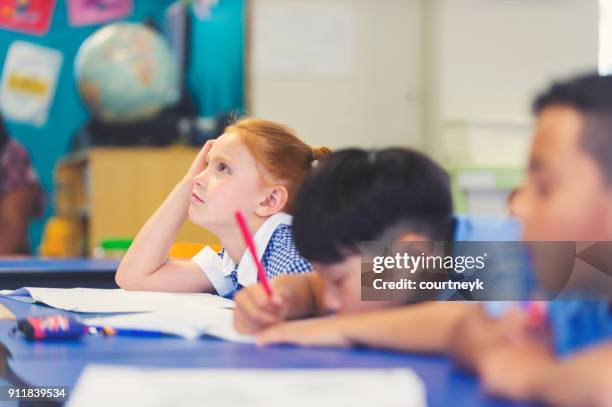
233 282 288 334
233 210 288 334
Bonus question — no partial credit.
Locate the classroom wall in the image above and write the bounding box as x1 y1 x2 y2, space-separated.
248 0 599 159
0 0 245 251
248 0 424 149
2 0 600 248
436 0 598 121
187 0 245 117
425 0 599 165
0 0 175 251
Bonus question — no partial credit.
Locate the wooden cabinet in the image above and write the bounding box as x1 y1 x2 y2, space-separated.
54 147 219 256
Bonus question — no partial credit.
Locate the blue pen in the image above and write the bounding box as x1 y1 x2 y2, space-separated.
87 325 172 338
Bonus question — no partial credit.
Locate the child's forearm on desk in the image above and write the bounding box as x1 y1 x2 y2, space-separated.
339 302 472 353
531 344 612 407
283 273 332 320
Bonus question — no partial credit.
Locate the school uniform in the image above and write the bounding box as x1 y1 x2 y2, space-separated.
445 215 533 301
456 217 612 354
191 212 312 298
453 215 521 241
548 301 612 356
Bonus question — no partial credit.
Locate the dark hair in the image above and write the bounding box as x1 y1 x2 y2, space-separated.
533 73 612 182
0 113 8 151
292 148 454 264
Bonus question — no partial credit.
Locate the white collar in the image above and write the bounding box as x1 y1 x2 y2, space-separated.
222 212 293 286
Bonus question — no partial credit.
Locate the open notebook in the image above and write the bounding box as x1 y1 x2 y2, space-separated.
0 287 234 313
83 306 253 343
0 287 250 343
68 366 427 407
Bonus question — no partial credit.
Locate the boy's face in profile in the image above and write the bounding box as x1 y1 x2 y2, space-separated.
313 239 431 313
515 105 612 241
313 254 395 314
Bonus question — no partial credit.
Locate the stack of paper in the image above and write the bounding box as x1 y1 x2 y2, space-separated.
0 287 249 343
0 287 234 313
83 306 253 343
68 366 427 407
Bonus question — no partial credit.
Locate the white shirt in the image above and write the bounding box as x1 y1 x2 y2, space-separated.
191 212 293 296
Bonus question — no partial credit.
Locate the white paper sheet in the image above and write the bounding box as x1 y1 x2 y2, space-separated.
83 306 253 343
68 366 426 407
0 287 234 313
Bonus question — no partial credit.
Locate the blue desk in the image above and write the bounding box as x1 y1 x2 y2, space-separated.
0 258 119 289
0 298 535 407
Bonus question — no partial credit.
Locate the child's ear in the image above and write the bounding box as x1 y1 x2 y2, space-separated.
255 185 289 217
397 233 431 242
397 233 434 255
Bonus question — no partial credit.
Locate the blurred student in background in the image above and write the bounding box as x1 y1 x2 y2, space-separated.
452 73 612 407
0 113 44 255
507 187 525 218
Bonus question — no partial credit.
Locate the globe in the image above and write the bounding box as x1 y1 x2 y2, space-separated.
75 23 179 123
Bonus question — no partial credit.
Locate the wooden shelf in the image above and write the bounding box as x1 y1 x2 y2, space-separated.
54 147 219 256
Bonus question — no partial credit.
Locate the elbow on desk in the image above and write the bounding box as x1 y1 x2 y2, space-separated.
115 269 129 289
115 274 145 291
115 262 165 292
115 264 141 291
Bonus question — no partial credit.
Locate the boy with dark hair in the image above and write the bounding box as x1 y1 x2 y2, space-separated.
233 147 520 351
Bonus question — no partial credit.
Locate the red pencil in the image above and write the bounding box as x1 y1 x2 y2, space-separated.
235 210 273 297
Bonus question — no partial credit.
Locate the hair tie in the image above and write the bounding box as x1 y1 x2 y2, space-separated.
368 150 378 164
311 147 319 168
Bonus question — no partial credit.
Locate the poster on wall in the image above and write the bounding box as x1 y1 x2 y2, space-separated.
0 41 63 127
0 0 56 36
67 0 133 27
193 0 219 20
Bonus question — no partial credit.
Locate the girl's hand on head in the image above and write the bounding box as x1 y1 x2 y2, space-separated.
233 283 288 334
186 140 215 180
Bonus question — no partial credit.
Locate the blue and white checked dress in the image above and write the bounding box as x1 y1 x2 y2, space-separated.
223 224 311 292
192 213 312 297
